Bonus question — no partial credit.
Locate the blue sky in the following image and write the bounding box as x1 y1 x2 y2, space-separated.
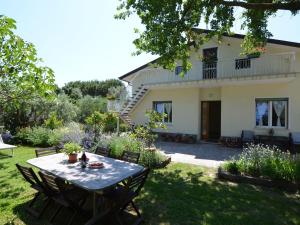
1 0 300 86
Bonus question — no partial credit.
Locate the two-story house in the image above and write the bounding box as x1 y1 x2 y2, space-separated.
119 30 300 142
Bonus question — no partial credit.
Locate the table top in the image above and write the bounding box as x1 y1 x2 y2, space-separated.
27 152 144 191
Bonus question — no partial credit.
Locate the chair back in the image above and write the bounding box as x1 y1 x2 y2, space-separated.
126 168 150 195
121 151 140 164
95 146 111 157
241 130 254 140
38 171 61 194
291 132 300 143
35 147 58 158
16 164 42 187
0 135 3 144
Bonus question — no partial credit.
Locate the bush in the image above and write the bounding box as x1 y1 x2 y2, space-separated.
107 134 168 168
77 96 107 122
58 122 85 144
222 144 300 183
223 161 240 175
25 127 52 147
108 134 142 158
44 113 63 130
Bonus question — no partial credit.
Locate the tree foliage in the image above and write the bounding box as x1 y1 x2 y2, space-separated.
115 0 300 73
0 16 55 106
62 79 124 99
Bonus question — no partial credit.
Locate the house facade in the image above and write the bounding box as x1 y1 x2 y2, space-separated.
119 32 300 141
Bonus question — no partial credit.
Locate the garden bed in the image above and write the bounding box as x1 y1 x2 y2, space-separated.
218 167 299 193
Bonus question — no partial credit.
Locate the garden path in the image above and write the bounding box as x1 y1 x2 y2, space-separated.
156 141 241 168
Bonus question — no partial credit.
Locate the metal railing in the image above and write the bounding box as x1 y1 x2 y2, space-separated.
131 52 296 86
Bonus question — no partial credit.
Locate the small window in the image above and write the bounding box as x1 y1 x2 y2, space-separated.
175 66 185 76
256 99 288 128
235 58 251 70
153 101 172 123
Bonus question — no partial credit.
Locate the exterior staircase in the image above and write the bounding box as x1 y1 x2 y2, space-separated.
119 85 149 126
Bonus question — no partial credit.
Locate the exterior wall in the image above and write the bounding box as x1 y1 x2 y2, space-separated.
130 37 300 92
130 88 201 138
130 76 300 139
221 76 300 137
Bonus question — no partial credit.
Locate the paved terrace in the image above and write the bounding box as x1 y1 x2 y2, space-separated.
156 141 241 168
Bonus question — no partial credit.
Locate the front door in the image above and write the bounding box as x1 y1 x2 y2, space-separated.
201 101 221 141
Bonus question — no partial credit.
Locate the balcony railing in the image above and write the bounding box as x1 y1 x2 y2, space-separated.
132 52 296 88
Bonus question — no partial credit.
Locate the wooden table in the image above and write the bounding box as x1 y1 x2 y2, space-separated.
27 152 144 223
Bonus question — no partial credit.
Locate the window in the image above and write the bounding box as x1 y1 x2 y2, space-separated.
153 101 172 123
203 48 218 79
235 58 251 69
255 99 288 128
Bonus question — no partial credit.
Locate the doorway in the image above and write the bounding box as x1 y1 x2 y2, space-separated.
201 101 221 141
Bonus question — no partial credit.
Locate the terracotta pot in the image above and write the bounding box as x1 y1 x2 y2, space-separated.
68 153 78 163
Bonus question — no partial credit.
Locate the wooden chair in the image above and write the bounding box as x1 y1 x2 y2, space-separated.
241 130 255 147
35 147 59 158
38 171 90 225
103 168 150 225
16 164 50 218
289 132 300 154
121 151 140 164
95 146 111 157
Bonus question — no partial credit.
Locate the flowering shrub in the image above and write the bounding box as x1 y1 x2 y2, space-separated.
223 144 300 183
102 133 168 168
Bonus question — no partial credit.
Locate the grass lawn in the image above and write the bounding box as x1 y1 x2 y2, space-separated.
1 146 300 225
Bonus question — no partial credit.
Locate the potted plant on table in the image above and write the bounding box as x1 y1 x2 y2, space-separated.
62 142 82 163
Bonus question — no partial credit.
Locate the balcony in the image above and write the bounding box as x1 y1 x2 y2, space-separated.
132 53 297 88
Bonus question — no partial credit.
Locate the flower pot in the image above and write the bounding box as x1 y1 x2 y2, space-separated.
68 153 78 163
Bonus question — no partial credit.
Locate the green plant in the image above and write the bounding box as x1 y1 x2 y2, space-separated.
223 161 240 175
15 127 32 144
109 135 142 158
44 113 63 130
140 149 167 168
63 142 82 155
131 110 167 147
223 144 300 183
16 126 64 147
26 127 53 147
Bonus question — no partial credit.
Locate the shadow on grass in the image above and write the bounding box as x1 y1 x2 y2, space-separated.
136 166 300 225
8 164 300 225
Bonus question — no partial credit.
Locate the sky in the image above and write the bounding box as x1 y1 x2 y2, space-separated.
1 0 300 87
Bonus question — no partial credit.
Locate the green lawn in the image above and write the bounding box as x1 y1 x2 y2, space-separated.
1 147 300 225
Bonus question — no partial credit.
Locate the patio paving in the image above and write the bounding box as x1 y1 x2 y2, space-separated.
156 141 241 168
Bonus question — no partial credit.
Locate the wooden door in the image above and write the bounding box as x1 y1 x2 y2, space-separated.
201 101 221 141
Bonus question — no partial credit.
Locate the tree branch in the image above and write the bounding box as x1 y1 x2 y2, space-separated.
217 0 300 11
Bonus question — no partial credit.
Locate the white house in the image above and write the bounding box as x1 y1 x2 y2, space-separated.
119 30 300 142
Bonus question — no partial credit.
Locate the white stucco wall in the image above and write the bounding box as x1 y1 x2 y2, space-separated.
130 88 201 137
221 76 300 137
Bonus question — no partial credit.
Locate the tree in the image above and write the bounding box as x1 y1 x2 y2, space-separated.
0 16 55 108
115 0 300 73
62 79 124 98
77 96 107 122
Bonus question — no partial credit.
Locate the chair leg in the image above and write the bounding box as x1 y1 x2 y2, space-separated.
25 192 41 218
115 213 123 225
67 210 77 225
38 198 51 218
50 205 63 222
130 201 141 218
28 192 40 207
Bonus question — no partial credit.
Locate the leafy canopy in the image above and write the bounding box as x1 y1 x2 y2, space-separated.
0 16 55 105
115 0 300 73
